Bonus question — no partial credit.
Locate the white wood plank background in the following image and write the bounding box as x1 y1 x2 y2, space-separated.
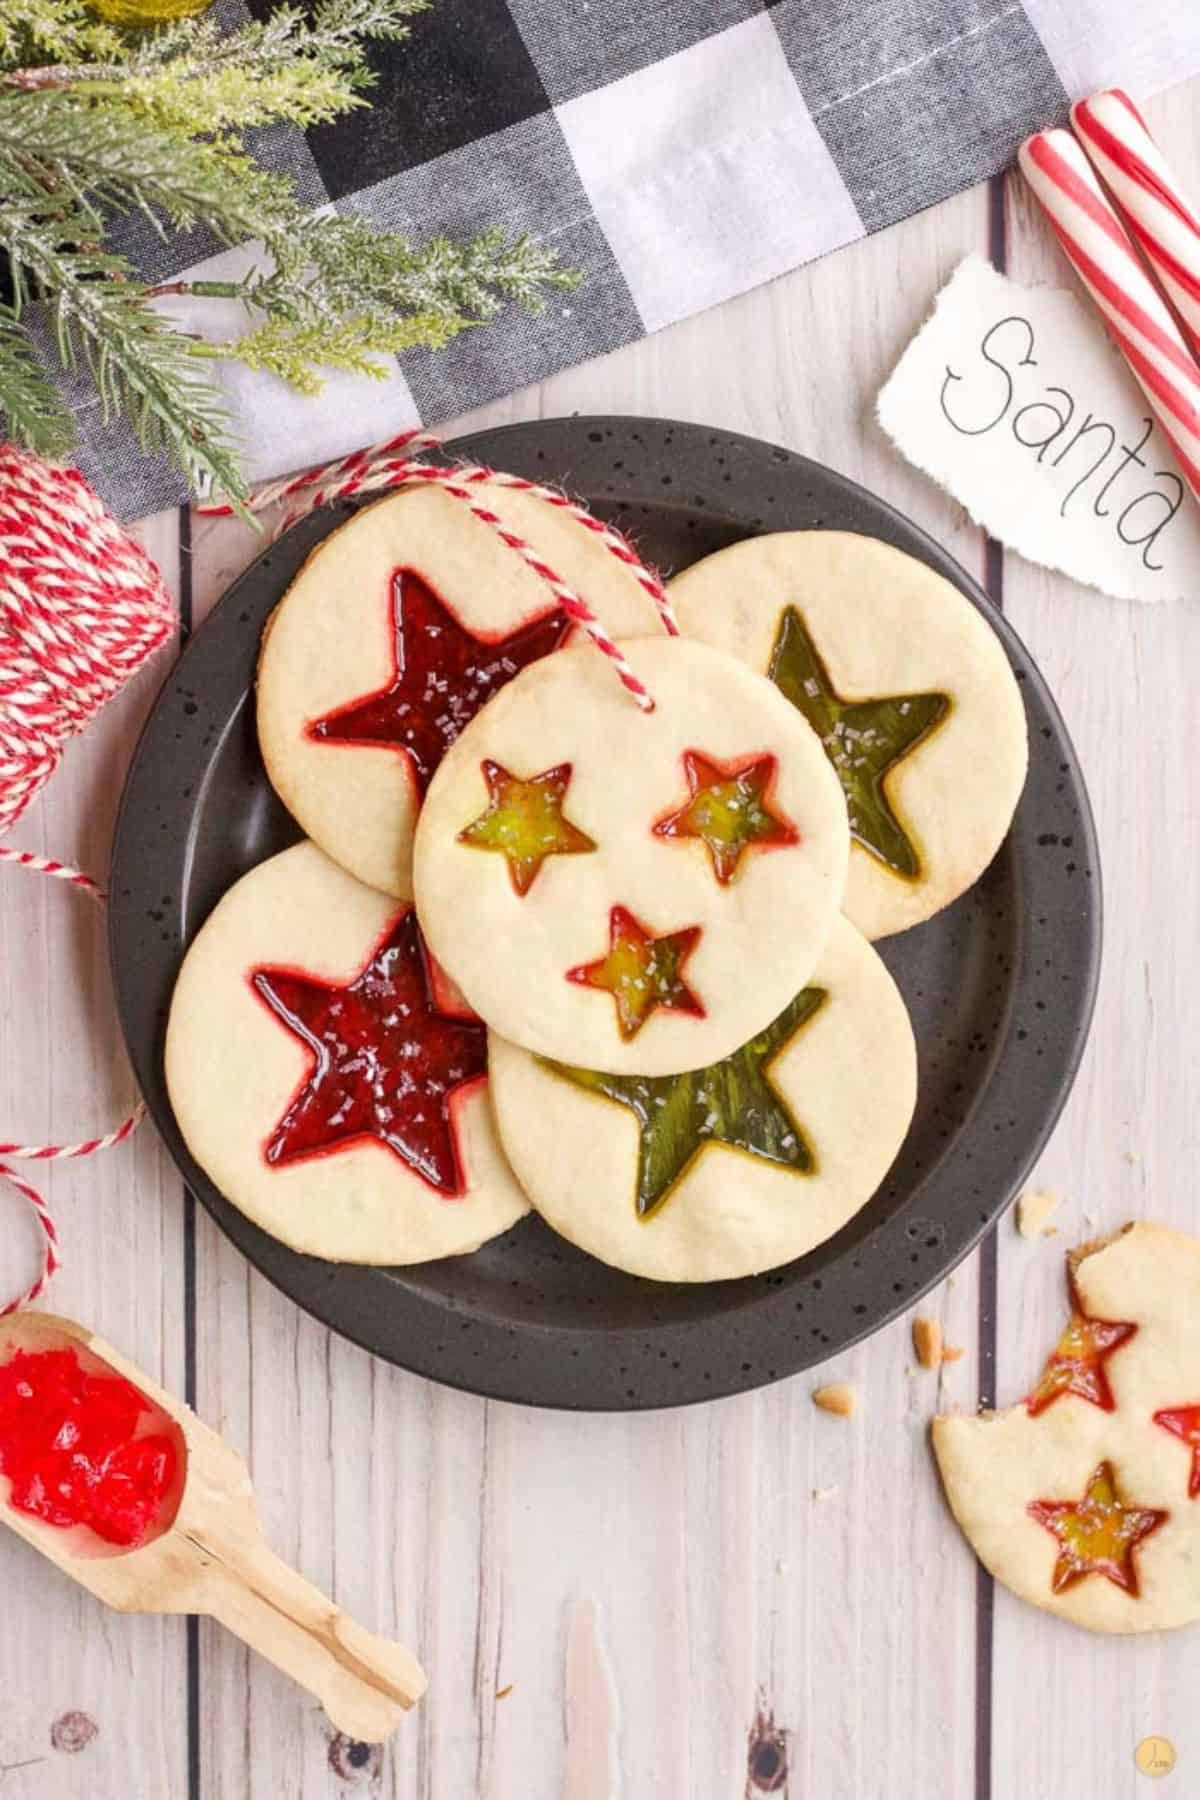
0 79 1196 1800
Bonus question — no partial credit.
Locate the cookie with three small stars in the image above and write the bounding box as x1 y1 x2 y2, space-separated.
256 482 666 900
487 913 915 1282
165 841 529 1264
668 530 1028 938
934 1225 1200 1633
413 636 850 1076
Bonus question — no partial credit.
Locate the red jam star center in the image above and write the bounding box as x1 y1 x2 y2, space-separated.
566 906 705 1041
653 750 799 885
308 569 569 795
251 908 487 1194
1026 1306 1137 1416
1028 1461 1166 1596
1154 1405 1200 1497
457 760 597 896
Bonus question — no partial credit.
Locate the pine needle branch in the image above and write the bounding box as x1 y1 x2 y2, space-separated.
3 1 430 136
0 201 248 506
0 303 75 457
192 311 469 393
0 0 123 72
273 216 583 323
0 0 582 505
0 95 296 238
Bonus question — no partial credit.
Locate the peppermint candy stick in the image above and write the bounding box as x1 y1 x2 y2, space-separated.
1018 127 1200 500
1072 90 1200 359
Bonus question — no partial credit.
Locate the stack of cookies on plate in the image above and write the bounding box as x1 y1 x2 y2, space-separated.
167 478 1027 1283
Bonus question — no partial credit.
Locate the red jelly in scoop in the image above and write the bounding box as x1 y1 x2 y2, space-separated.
0 1348 177 1548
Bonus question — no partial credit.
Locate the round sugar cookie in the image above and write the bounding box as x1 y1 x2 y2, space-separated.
165 841 529 1263
257 482 665 898
488 914 915 1282
934 1225 1200 1634
669 530 1028 938
413 636 850 1076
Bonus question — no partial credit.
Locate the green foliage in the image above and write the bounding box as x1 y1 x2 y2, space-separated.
195 311 470 393
0 0 581 506
0 0 124 69
0 304 73 456
0 198 247 498
0 93 295 237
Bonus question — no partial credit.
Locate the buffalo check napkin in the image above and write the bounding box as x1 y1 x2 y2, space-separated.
61 0 1200 519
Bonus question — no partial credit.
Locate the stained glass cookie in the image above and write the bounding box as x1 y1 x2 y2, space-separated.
257 482 666 899
165 841 528 1263
669 530 1028 938
413 636 850 1076
934 1225 1200 1633
487 914 915 1281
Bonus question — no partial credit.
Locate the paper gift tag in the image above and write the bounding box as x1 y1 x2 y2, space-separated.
877 254 1200 603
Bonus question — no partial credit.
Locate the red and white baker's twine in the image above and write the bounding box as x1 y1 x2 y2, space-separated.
0 446 171 1313
0 854 147 1316
1 431 675 1309
1019 123 1200 501
199 428 680 711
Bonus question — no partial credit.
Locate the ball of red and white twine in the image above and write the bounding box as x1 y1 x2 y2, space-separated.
0 445 176 833
2 431 674 1312
0 447 173 1314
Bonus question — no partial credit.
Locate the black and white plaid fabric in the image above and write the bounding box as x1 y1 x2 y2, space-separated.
72 0 1200 519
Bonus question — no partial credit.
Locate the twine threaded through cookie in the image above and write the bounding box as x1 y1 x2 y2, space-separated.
198 429 680 709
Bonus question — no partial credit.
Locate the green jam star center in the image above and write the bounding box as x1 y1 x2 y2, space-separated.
767 605 949 880
457 759 596 896
545 986 827 1217
565 906 705 1042
653 750 798 884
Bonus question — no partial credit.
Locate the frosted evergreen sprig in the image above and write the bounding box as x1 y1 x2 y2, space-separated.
0 0 581 509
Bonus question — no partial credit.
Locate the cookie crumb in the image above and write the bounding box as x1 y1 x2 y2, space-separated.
1016 1187 1060 1237
812 1484 840 1502
913 1317 943 1368
813 1382 857 1418
496 1685 514 1701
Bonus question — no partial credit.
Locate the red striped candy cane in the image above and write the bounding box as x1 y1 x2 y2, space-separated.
1072 91 1200 360
1018 128 1200 501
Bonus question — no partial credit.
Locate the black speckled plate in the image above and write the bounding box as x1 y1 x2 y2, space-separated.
110 417 1100 1411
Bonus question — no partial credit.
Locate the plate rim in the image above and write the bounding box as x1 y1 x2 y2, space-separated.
110 414 1102 1410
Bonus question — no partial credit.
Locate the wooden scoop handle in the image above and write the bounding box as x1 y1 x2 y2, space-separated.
194 1531 426 1743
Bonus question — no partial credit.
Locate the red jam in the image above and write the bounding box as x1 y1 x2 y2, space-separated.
1026 1308 1137 1416
1153 1405 1200 1496
0 1348 177 1548
251 907 487 1193
308 570 570 793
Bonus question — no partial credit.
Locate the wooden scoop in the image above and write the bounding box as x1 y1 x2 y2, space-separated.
0 1312 426 1742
